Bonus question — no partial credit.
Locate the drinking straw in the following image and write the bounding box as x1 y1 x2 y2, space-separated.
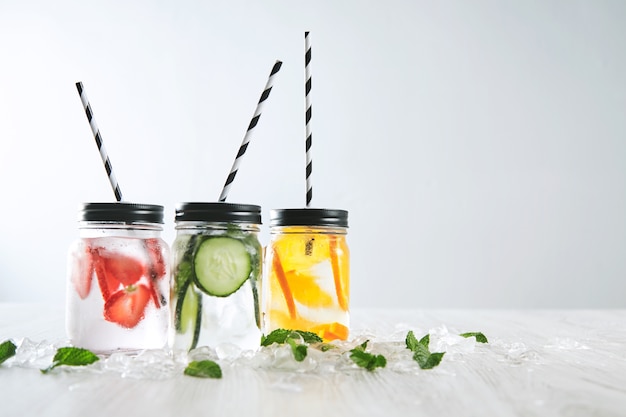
304 31 313 207
75 82 165 310
218 61 283 202
75 82 123 202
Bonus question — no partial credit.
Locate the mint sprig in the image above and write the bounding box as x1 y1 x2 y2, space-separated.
41 347 99 374
286 338 308 362
184 360 222 378
260 329 322 362
261 329 323 346
349 340 386 371
0 340 17 365
405 330 445 370
460 332 489 343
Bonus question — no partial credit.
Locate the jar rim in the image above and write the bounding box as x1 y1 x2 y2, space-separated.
269 208 348 228
79 202 164 224
175 202 261 224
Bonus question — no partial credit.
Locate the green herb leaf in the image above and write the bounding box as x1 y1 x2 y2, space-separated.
261 329 291 346
349 348 386 371
349 341 386 371
405 331 419 351
0 340 17 365
351 339 369 352
295 330 323 344
286 338 308 362
405 331 445 370
410 342 431 365
319 343 336 352
41 347 99 374
261 328 323 346
414 351 445 369
460 332 488 343
184 360 222 378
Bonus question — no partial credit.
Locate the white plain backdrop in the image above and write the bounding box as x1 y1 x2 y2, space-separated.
0 0 624 308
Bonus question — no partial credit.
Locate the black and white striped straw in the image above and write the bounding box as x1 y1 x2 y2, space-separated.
75 82 123 202
304 31 313 207
219 60 283 202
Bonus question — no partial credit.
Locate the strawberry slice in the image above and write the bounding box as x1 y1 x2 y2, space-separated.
145 238 167 280
70 241 94 299
92 249 115 300
92 248 147 302
144 238 167 308
104 284 151 328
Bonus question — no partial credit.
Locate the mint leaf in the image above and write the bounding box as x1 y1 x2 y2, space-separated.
349 348 386 371
261 328 323 346
405 331 445 370
184 360 222 378
353 339 369 351
410 342 431 365
261 329 291 346
262 329 317 361
414 351 445 369
286 338 308 362
349 341 386 371
405 331 419 351
295 330 323 344
41 347 99 374
319 343 336 352
0 340 17 364
460 332 488 343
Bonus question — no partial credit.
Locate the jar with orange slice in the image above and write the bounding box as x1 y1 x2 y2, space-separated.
262 209 349 341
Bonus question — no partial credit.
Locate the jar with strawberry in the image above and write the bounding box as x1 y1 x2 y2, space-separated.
66 203 170 352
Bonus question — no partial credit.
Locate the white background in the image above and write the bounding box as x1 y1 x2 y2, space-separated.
0 0 624 308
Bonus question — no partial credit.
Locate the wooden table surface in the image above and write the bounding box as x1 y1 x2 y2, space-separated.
1 304 625 417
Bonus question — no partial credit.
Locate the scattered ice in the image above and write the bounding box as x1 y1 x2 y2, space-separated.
187 346 217 362
9 338 61 369
4 324 542 379
429 325 476 355
502 342 540 365
119 349 181 379
215 343 243 361
268 344 318 372
544 338 590 351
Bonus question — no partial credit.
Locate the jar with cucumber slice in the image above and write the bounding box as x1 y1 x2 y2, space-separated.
170 203 262 351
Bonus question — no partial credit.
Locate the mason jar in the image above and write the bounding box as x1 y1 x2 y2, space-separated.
262 208 350 341
170 202 262 351
66 202 170 353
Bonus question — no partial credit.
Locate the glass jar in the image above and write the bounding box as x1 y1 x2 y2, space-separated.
66 203 170 353
262 208 350 341
170 202 262 351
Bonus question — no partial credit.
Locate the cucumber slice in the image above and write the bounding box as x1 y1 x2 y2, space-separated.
175 283 202 350
193 237 252 297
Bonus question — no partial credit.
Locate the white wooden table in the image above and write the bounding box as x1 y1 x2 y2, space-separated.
1 304 625 417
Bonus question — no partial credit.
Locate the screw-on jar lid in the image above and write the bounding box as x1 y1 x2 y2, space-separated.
79 202 165 224
270 208 348 228
175 202 262 224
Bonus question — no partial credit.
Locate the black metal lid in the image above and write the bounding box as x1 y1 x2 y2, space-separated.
270 208 348 228
79 202 164 224
175 202 262 224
